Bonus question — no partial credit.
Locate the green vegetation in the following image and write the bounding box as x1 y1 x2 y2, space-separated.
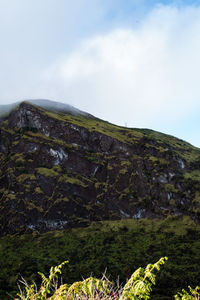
16 174 36 184
175 286 200 300
1 217 200 299
184 170 200 182
120 257 167 300
164 184 178 193
1 102 200 299
34 187 44 194
193 191 200 204
36 168 59 178
16 257 168 299
149 156 168 166
11 153 25 166
37 103 200 165
24 131 76 150
42 109 144 144
14 257 200 299
58 174 88 187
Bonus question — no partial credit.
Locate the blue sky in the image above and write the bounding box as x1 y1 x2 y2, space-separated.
0 0 200 147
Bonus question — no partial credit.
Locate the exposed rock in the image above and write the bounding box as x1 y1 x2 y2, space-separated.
0 101 200 235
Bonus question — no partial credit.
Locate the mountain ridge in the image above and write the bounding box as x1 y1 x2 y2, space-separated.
0 100 200 235
0 99 93 119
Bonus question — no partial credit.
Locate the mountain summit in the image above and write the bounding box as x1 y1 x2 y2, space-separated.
0 100 200 235
0 99 92 119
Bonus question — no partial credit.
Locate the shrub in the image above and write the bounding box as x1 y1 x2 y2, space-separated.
15 257 200 299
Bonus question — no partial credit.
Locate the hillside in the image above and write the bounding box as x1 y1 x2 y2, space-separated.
1 216 200 299
1 100 200 299
0 100 200 235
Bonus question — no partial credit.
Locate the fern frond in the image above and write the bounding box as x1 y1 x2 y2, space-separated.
120 257 168 300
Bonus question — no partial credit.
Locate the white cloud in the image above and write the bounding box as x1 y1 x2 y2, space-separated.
41 4 200 137
1 2 200 146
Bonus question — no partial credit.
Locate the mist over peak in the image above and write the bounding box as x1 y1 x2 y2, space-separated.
0 99 92 119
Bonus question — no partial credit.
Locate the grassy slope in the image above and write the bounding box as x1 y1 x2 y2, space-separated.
2 102 200 169
1 216 200 299
43 108 200 162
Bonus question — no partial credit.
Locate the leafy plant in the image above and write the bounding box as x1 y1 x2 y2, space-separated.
119 256 168 300
174 286 200 300
65 277 112 299
15 256 200 299
15 257 168 299
16 261 68 300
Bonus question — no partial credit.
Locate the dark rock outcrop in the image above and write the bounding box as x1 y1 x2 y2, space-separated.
0 101 200 235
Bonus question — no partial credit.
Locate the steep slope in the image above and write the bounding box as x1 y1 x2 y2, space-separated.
0 100 200 235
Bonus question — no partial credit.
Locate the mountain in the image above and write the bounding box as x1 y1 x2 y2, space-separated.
0 99 92 118
0 99 200 235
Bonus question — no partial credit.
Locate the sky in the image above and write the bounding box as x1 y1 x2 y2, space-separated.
0 0 200 147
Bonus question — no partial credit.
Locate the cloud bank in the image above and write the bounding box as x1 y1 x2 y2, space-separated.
40 4 200 146
1 2 200 146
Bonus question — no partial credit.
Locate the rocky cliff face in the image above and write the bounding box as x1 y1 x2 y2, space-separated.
0 101 200 235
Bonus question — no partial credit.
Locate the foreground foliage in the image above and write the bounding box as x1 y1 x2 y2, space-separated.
1 217 200 299
16 257 168 299
174 286 200 300
15 257 200 299
120 257 167 299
